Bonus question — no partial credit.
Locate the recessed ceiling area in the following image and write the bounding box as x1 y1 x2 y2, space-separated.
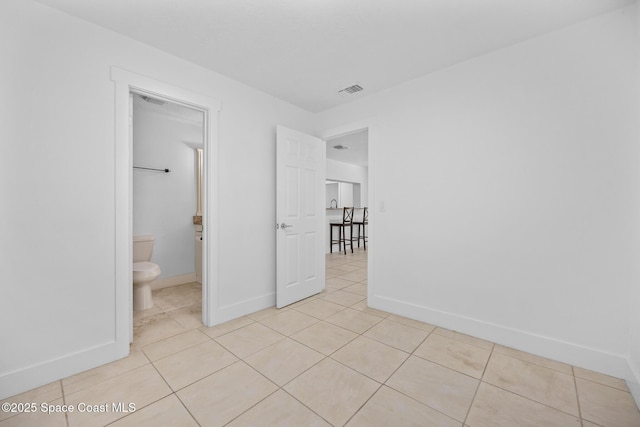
327 130 368 167
133 93 204 127
34 0 634 112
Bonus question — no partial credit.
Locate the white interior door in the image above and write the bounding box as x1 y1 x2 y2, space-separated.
276 125 326 308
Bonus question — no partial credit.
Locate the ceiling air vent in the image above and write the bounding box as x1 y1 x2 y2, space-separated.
338 84 364 95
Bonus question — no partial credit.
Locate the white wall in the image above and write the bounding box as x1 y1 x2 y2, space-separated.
0 0 313 398
339 183 354 207
326 183 339 208
133 102 202 281
626 1 640 406
326 159 369 207
353 183 361 208
317 5 640 381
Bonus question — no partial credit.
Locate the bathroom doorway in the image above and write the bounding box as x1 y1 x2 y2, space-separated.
131 93 206 338
112 67 221 355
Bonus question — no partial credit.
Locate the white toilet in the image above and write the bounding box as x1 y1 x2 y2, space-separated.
132 235 161 310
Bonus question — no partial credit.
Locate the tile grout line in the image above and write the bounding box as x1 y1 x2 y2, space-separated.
212 334 285 362
144 360 186 415
362 324 451 418
285 324 360 358
229 354 340 426
278 387 335 426
374 383 462 426
60 352 150 398
341 382 385 427
172 391 202 427
575 374 637 394
482 352 583 419
492 345 574 376
480 378 584 420
60 380 69 427
327 342 409 386
377 337 465 426
462 342 496 426
256 320 319 339
218 359 284 426
572 367 585 427
199 316 257 340
408 344 487 384
142 329 215 364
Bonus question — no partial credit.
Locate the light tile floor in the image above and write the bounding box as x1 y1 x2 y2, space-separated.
3 248 640 426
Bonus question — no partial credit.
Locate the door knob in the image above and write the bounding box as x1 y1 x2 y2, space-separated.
280 223 293 229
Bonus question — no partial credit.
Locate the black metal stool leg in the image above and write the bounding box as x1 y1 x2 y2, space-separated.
363 222 366 250
330 224 333 253
349 225 353 253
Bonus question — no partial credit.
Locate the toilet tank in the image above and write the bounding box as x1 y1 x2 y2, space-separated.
133 235 155 262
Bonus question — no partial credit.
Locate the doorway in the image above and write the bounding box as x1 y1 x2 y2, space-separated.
131 93 205 338
112 67 221 358
322 124 373 304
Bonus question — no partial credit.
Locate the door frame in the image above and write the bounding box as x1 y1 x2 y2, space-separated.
111 68 221 355
320 119 376 301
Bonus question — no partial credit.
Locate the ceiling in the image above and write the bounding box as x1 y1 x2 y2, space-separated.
34 0 634 112
327 130 368 167
133 93 204 127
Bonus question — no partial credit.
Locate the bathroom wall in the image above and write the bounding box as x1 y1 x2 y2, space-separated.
316 5 639 382
0 0 314 398
132 97 202 283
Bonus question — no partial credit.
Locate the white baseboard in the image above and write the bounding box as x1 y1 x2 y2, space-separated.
627 356 640 408
0 341 128 400
151 273 197 290
215 293 276 325
369 294 634 383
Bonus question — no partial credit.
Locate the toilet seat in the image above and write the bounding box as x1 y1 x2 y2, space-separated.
133 261 161 282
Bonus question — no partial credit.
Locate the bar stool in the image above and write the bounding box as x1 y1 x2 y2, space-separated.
353 207 368 250
329 207 354 255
